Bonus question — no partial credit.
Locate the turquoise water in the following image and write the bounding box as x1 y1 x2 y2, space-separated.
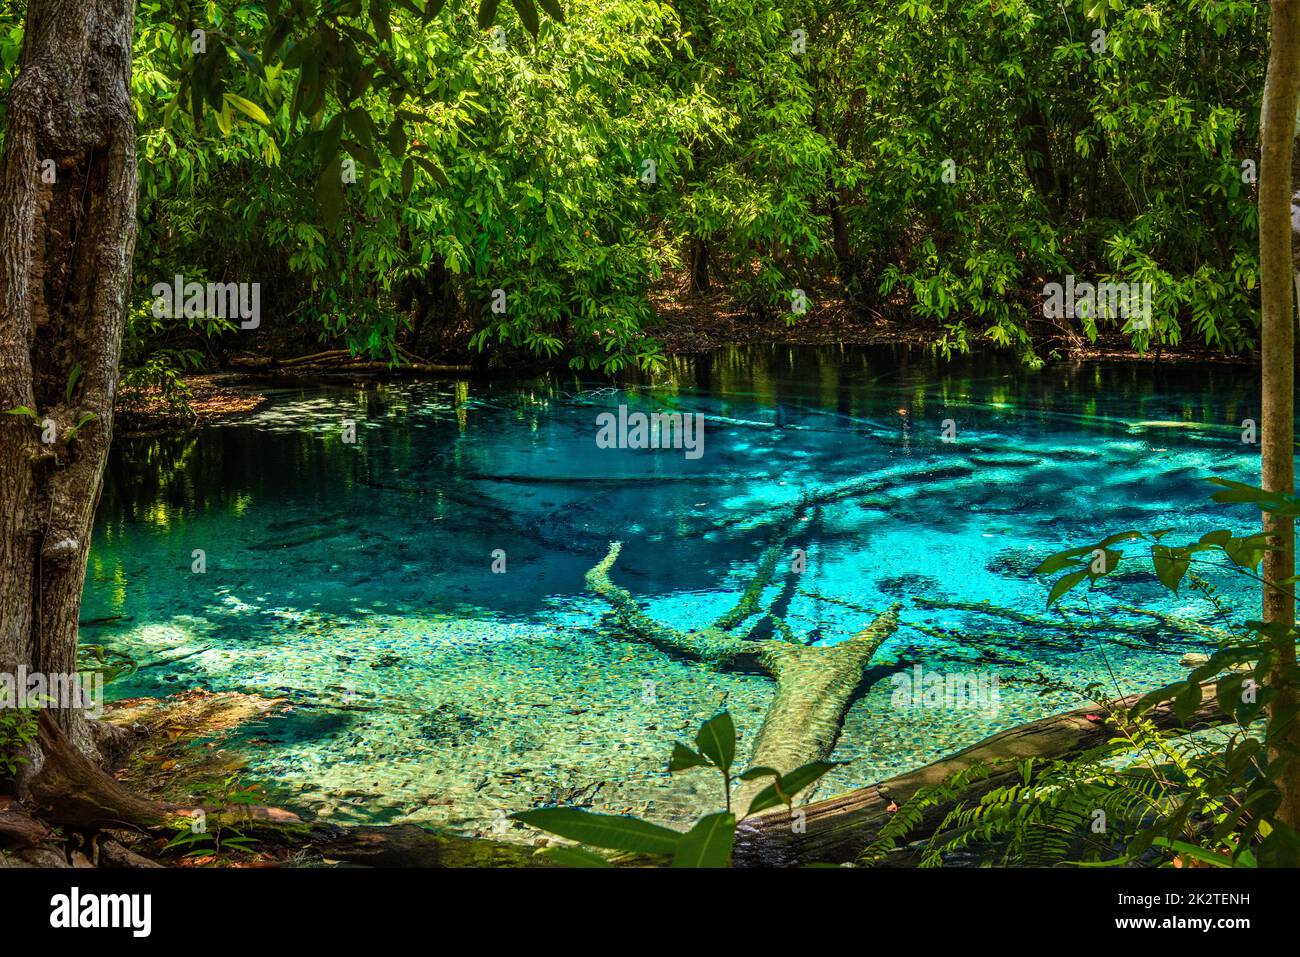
82 346 1263 835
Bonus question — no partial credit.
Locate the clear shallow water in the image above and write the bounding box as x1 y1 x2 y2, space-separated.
83 346 1263 834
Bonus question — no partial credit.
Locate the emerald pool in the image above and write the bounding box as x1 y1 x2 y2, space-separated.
81 345 1263 837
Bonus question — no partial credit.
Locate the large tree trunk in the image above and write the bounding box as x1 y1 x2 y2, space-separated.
0 0 139 764
1259 0 1300 830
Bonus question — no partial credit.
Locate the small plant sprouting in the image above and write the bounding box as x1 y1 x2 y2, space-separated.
0 707 39 781
160 773 266 863
64 412 98 442
510 711 840 867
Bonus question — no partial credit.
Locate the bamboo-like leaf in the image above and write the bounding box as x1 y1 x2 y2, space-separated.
1046 568 1088 607
65 364 81 404
315 157 345 227
511 0 539 37
224 93 271 125
370 0 394 45
536 0 565 22
510 808 681 855
540 845 613 867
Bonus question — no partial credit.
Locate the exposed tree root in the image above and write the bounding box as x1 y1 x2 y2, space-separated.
6 708 544 870
585 540 901 812
23 713 177 831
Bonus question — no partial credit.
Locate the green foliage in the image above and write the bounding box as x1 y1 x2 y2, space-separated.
870 478 1300 868
512 710 837 866
1 0 1261 379
862 695 1284 867
118 0 706 374
161 773 267 862
509 807 683 855
860 478 1300 868
0 706 38 781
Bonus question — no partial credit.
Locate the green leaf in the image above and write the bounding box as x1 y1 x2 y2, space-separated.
536 0 565 22
401 157 414 198
539 845 612 867
1257 822 1300 867
510 808 681 855
671 812 735 868
737 765 780 781
1208 478 1299 515
315 157 345 228
1128 679 1189 720
1151 544 1190 594
695 712 736 773
224 93 271 125
1216 675 1248 716
344 108 377 148
318 113 345 167
511 0 539 37
774 760 838 798
264 18 293 61
745 761 838 817
65 411 97 441
1150 837 1237 868
1172 681 1203 723
1046 568 1088 607
387 119 406 158
1032 551 1080 576
282 36 315 70
1098 531 1142 547
1224 534 1270 570
477 0 500 29
65 364 81 405
668 743 709 772
1090 547 1122 577
413 156 449 188
370 0 394 45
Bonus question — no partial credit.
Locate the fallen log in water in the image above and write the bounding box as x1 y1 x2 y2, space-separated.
731 681 1227 867
586 540 901 813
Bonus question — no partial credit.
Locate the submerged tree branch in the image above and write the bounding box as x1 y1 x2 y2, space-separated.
585 540 901 812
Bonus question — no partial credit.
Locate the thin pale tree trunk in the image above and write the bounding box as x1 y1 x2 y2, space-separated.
1259 0 1300 830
